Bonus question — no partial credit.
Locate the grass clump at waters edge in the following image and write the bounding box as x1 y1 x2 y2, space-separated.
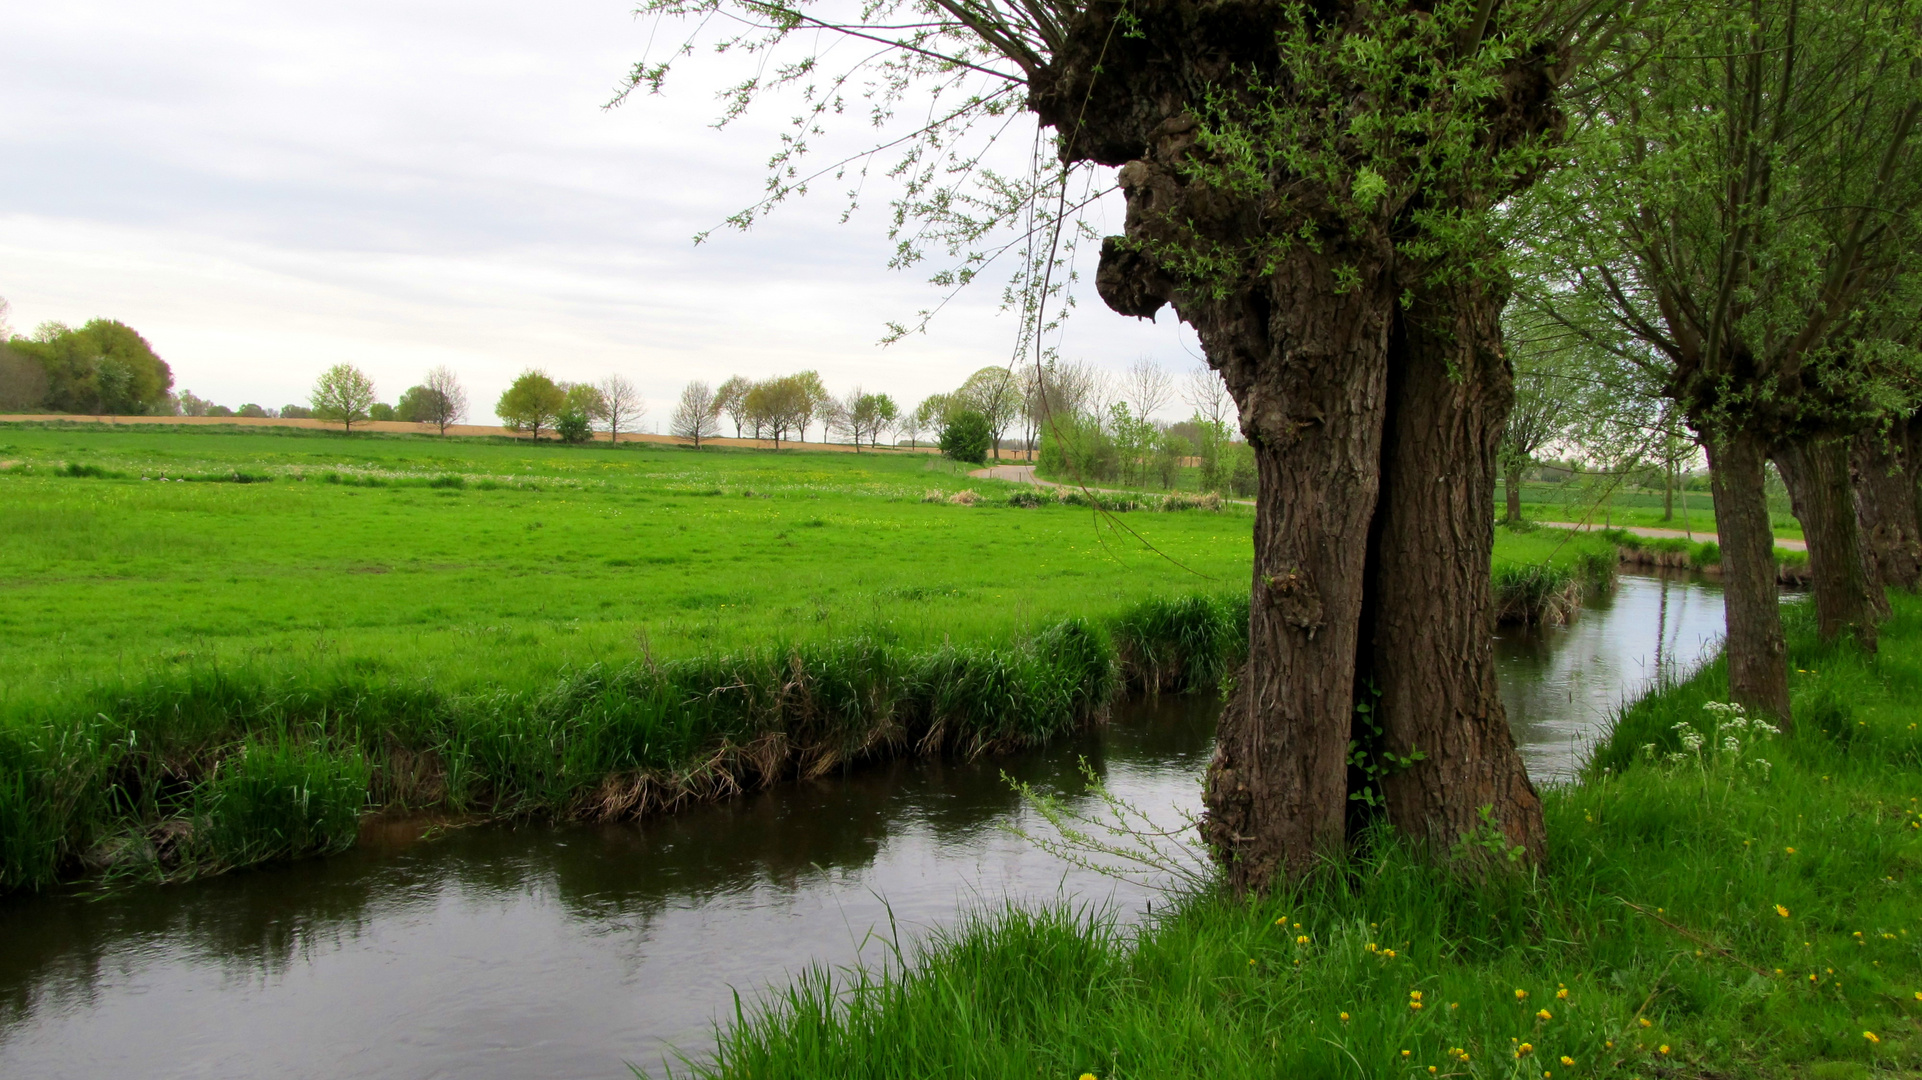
676 593 1922 1080
0 594 1246 892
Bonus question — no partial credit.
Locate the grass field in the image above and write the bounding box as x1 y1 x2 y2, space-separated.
0 423 1623 892
682 594 1922 1080
0 423 1259 697
1512 479 1806 540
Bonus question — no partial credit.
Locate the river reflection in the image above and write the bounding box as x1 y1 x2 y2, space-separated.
0 698 1218 1080
0 573 1725 1079
1497 571 1726 782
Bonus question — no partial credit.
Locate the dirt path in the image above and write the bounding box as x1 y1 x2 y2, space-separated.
1536 520 1807 552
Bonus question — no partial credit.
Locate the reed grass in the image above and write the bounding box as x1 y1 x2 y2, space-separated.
672 592 1922 1080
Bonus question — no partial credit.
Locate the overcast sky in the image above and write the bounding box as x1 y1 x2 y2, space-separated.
0 0 1204 426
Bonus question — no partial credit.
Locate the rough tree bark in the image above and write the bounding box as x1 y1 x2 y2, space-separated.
1706 430 1793 724
1372 283 1545 861
1776 435 1880 648
1852 424 1922 591
1029 0 1557 890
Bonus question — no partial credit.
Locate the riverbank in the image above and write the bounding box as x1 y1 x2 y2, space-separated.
0 593 1245 892
686 592 1922 1079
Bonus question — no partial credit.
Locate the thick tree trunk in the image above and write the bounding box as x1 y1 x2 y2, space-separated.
1852 424 1922 591
1776 435 1879 649
1199 261 1395 892
1370 287 1544 862
1504 463 1524 524
1706 430 1792 724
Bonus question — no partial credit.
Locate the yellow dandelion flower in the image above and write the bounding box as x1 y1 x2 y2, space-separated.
1410 990 1423 1001
1516 989 1529 1000
1537 1009 1553 1021
1562 1056 1576 1066
1296 935 1309 945
1606 1041 1614 1049
1638 1018 1652 1028
1776 905 1790 918
1401 1050 1411 1058
1519 1042 1534 1055
1410 1001 1424 1010
1080 1074 1098 1080
1658 1045 1670 1055
1556 988 1569 1000
1339 1012 1350 1022
1248 958 1257 966
1785 847 1796 855
1384 948 1398 959
1864 1031 1880 1044
1274 917 1286 926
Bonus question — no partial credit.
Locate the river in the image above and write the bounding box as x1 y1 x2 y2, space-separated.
0 572 1726 1079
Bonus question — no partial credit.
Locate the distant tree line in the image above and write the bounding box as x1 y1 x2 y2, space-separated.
0 306 175 415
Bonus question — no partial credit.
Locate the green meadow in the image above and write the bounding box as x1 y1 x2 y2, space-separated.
0 422 1623 892
0 423 1256 696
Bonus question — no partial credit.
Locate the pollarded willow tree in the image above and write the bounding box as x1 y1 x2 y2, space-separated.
633 0 1630 888
1514 0 1922 718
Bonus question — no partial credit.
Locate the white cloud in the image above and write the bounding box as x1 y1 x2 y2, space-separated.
0 0 1202 423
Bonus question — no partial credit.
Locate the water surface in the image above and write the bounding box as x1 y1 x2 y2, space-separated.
0 572 1724 1079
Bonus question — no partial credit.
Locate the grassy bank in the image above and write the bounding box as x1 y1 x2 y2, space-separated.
683 593 1922 1080
0 593 1248 892
1602 528 1812 585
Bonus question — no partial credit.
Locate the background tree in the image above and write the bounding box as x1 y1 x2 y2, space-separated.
280 404 313 419
714 375 752 438
940 408 992 465
556 407 593 444
1121 358 1174 426
497 370 566 441
792 370 829 442
395 384 436 423
421 366 468 434
1518 0 1922 712
310 364 377 433
866 392 899 449
368 402 396 422
175 390 213 417
0 342 48 411
237 403 273 419
558 382 605 444
671 380 721 447
1182 365 1233 430
9 319 174 415
0 296 12 339
956 367 1019 461
898 406 925 448
744 376 809 448
913 394 952 445
595 375 645 441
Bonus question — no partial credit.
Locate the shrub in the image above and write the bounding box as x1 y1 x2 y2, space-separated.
556 408 593 444
947 489 980 506
940 409 993 464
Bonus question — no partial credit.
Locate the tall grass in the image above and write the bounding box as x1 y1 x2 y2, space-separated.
674 592 1922 1080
